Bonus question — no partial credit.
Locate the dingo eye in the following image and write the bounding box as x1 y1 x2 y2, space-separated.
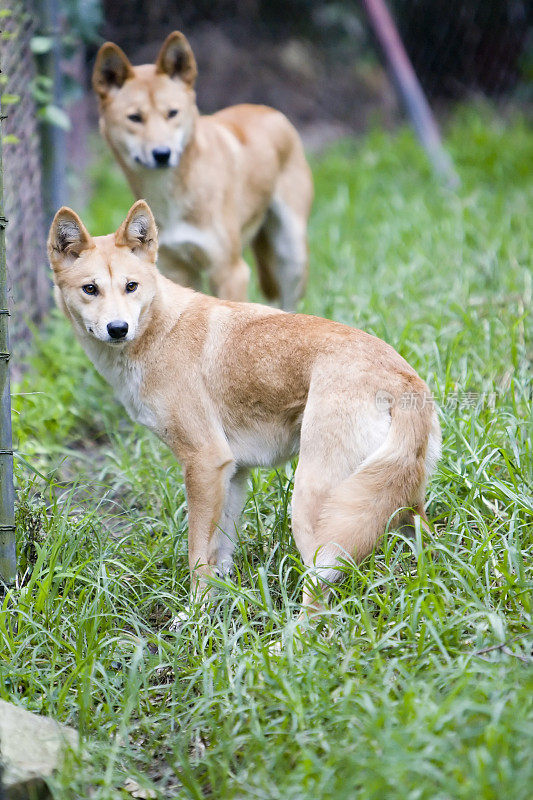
82 284 98 296
128 113 143 123
167 109 178 119
125 281 138 293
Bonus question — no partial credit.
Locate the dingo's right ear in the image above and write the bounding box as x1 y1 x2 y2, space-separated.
93 42 134 98
48 208 93 270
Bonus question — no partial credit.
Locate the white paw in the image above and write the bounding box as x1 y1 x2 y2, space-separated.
267 639 285 657
169 610 189 632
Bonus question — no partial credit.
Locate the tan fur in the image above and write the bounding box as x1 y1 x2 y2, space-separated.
92 32 313 310
48 202 442 613
312 387 437 571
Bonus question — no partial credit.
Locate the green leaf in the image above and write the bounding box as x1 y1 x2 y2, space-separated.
2 134 19 145
37 104 71 131
31 85 53 105
30 35 54 55
1 94 20 105
34 75 54 91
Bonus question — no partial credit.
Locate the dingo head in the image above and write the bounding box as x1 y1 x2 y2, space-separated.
93 32 197 170
48 200 159 346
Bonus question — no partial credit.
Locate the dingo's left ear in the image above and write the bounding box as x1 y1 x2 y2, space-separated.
155 31 197 87
115 200 158 263
48 208 93 270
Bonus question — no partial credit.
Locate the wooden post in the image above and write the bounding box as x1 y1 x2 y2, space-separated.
0 106 16 585
362 0 460 189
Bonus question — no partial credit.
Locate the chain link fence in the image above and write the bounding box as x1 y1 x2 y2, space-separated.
0 0 531 358
2 0 50 356
101 0 532 99
391 0 533 99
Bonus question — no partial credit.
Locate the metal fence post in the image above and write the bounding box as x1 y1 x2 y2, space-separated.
38 0 67 226
363 0 460 189
0 105 16 585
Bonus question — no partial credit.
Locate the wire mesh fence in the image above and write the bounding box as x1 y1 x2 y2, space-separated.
2 0 50 356
391 0 533 99
100 0 532 100
0 0 531 359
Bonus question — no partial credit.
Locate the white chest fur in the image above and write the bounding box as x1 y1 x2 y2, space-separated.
82 339 159 431
135 171 216 262
158 221 215 260
135 169 176 230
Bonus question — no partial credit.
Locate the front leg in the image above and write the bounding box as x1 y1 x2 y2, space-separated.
183 445 235 599
209 257 250 302
158 245 203 290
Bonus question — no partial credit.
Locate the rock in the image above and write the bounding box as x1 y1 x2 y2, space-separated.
0 700 78 799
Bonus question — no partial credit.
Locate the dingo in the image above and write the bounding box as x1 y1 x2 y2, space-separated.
92 32 313 310
48 201 441 612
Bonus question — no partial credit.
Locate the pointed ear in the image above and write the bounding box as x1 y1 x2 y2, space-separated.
92 42 134 98
155 31 197 87
48 208 93 270
115 200 158 262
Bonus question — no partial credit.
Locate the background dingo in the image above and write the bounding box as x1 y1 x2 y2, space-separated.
93 31 313 310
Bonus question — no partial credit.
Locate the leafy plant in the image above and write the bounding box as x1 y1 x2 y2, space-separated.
30 0 104 131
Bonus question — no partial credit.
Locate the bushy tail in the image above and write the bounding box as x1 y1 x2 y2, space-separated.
314 400 440 574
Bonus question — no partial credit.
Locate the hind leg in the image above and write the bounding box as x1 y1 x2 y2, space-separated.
251 199 309 312
251 224 281 303
292 386 393 614
292 412 378 610
266 141 312 311
292 460 344 615
397 501 432 539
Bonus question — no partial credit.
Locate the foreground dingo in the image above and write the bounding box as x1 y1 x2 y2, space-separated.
92 32 313 310
48 201 441 611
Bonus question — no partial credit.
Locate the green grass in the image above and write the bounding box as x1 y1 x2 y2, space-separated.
2 108 532 799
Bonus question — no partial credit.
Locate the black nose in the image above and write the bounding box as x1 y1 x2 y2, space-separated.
107 320 129 340
152 146 171 165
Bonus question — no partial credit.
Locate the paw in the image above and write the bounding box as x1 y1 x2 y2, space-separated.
267 639 284 656
168 610 189 632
